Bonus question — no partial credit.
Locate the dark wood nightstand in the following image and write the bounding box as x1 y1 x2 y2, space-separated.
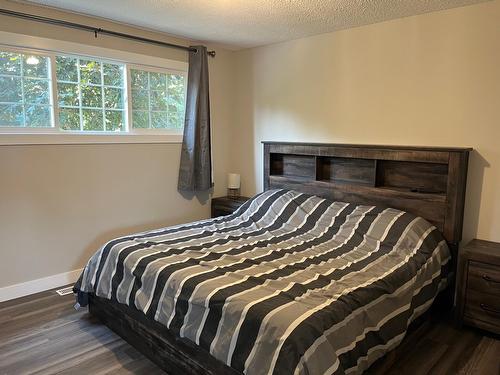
211 196 250 218
456 239 500 335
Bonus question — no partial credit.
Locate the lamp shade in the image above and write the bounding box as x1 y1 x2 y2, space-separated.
227 173 241 189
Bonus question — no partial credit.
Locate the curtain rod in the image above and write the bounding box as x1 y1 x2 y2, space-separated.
0 8 216 57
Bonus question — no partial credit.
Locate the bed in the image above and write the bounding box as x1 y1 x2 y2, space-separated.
75 142 470 375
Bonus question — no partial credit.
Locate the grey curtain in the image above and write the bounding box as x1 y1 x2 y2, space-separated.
178 45 213 192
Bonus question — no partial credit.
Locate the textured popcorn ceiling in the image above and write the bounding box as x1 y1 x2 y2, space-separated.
27 0 490 49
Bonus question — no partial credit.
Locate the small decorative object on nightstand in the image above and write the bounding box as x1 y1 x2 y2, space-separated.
456 239 500 335
211 196 249 218
227 173 241 198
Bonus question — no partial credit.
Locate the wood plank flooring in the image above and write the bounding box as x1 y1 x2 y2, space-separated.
0 287 498 374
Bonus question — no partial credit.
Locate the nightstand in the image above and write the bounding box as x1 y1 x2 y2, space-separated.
456 239 500 334
211 196 250 218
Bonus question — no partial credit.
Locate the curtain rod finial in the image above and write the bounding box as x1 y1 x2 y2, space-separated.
208 50 216 58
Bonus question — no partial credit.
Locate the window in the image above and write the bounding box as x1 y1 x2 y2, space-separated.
130 68 186 130
56 56 126 132
0 45 186 137
0 51 52 128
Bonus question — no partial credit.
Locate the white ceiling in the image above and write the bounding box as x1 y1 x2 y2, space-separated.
26 0 490 49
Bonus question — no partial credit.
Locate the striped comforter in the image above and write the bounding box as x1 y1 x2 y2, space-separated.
75 189 450 375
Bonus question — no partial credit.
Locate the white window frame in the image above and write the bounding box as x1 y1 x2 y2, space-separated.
55 54 129 133
0 31 188 145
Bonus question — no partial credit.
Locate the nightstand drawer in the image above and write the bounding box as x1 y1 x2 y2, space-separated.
468 261 500 296
464 290 500 333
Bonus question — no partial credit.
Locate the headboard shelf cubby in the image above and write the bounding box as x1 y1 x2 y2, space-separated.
316 156 376 186
263 142 471 247
269 153 316 179
375 160 448 194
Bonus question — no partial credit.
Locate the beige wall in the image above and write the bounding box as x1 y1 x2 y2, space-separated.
0 0 235 287
2 0 499 289
231 0 500 244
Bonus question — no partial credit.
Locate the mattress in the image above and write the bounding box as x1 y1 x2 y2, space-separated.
75 189 450 375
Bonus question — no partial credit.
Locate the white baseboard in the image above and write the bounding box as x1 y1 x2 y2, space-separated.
0 268 83 303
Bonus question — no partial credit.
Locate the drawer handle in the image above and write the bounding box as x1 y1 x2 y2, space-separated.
482 274 500 284
480 303 500 315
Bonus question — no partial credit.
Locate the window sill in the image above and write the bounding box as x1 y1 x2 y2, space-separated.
0 133 183 146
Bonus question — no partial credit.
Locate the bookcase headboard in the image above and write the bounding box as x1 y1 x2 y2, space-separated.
263 142 471 246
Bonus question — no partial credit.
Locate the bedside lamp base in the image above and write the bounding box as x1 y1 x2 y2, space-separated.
227 188 240 198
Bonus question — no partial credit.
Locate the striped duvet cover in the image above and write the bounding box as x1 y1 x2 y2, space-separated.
75 189 450 375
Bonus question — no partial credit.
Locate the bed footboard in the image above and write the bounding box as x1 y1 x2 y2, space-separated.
88 294 240 375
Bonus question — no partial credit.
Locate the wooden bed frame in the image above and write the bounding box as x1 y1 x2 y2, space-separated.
88 142 471 374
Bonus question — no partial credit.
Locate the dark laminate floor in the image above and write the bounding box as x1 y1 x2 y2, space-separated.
0 287 498 375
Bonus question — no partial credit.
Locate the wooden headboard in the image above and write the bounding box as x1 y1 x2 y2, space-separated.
263 142 471 247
